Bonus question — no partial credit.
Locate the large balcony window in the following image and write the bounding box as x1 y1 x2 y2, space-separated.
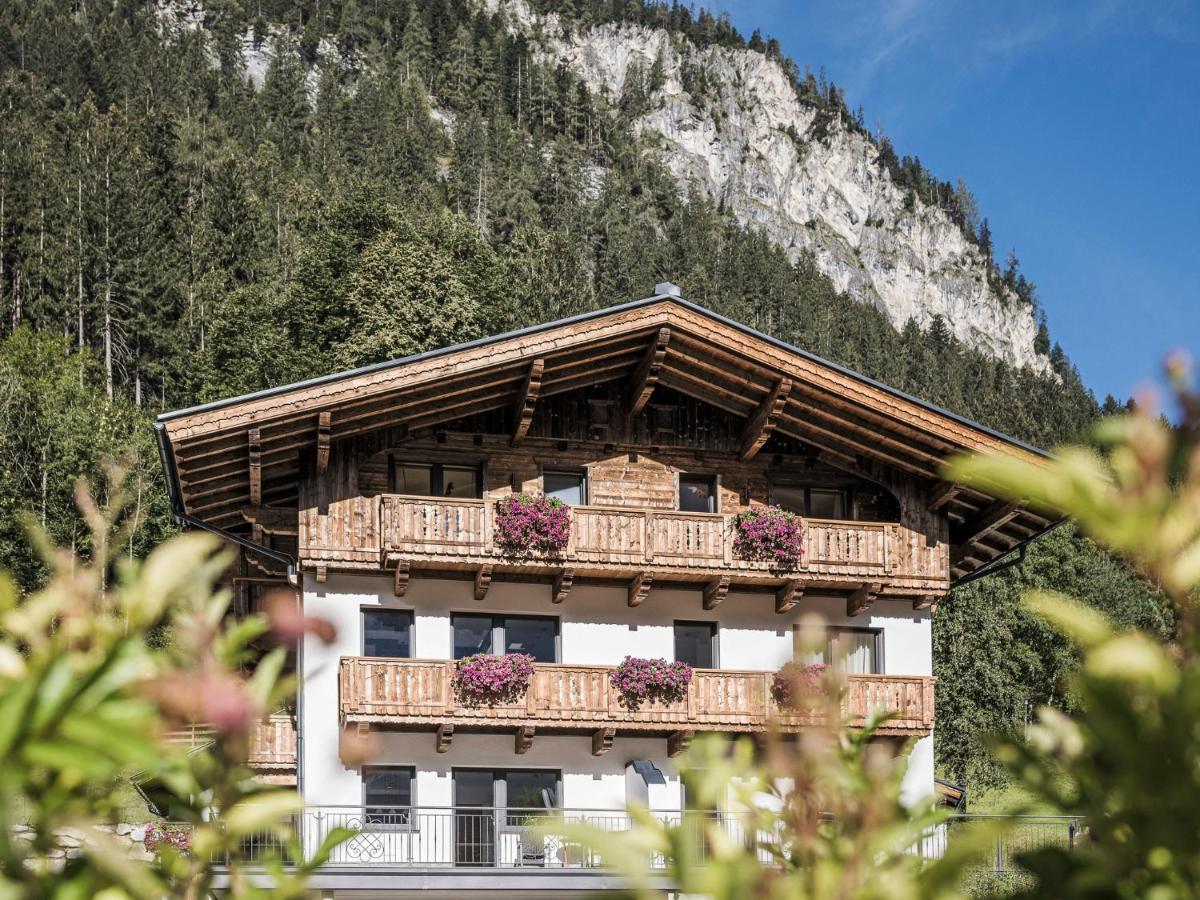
452 614 559 663
391 460 481 499
363 765 414 826
795 625 882 675
674 620 718 668
363 609 413 658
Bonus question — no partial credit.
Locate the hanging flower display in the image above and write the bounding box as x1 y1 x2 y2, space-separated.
494 493 571 554
770 661 827 709
732 505 804 570
610 656 693 710
452 652 536 706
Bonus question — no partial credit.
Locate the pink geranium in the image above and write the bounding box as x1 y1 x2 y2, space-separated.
771 662 827 709
494 494 571 554
610 656 692 710
144 822 192 854
732 506 804 570
452 652 536 706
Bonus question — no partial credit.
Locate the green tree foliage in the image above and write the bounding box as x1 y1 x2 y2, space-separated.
0 479 349 895
947 356 1200 897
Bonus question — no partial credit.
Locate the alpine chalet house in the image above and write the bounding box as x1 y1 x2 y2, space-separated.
155 286 1053 893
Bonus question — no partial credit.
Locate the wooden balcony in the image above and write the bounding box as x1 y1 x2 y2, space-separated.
165 714 298 784
300 495 949 596
339 658 936 752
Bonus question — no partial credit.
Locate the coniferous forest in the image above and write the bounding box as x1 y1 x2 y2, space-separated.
0 0 1172 790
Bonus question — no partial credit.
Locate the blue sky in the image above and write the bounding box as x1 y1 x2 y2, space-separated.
717 0 1200 402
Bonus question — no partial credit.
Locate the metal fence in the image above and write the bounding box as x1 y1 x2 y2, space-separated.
219 807 1083 872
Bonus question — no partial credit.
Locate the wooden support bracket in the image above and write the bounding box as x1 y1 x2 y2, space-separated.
925 480 960 512
667 730 694 758
628 573 653 607
847 582 881 617
775 580 803 614
474 565 493 601
248 428 262 505
393 561 410 597
913 595 936 611
315 565 327 585
316 412 331 473
702 576 730 610
436 724 454 754
592 728 616 757
739 377 793 461
241 506 298 535
511 359 545 446
628 327 671 418
515 725 535 755
553 569 574 604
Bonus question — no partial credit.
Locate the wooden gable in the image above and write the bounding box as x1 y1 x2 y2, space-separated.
156 296 1057 581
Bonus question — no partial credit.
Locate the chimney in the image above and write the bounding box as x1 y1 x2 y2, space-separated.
654 281 682 298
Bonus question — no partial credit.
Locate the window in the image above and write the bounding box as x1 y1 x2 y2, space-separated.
679 475 717 513
674 621 718 669
793 626 881 674
391 460 480 498
543 470 587 506
452 614 558 663
363 609 413 658
452 769 560 827
771 484 848 519
363 766 414 826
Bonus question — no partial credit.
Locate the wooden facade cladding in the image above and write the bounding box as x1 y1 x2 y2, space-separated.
158 296 1058 581
339 658 936 739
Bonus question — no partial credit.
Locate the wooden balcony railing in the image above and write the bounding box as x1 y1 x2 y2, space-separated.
339 658 935 738
360 494 936 583
165 714 298 780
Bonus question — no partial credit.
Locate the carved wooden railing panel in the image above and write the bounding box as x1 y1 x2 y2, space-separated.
804 519 890 574
646 512 729 567
299 496 381 564
380 496 488 557
340 658 935 736
570 507 647 564
166 715 298 771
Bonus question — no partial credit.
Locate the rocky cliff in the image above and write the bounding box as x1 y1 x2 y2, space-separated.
494 2 1048 372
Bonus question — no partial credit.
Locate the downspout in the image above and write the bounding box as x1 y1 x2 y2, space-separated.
153 422 304 794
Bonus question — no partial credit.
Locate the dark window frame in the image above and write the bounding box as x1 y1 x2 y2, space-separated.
769 483 851 520
451 613 561 663
678 474 719 513
362 765 416 830
673 620 719 669
542 468 589 506
361 607 414 659
388 458 484 499
451 767 562 830
795 624 884 674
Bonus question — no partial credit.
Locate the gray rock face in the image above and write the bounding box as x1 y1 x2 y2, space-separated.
493 2 1048 372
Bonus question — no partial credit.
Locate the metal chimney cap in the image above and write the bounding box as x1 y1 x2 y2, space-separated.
654 281 682 298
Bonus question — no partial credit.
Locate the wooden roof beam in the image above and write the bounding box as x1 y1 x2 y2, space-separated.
628 327 671 417
739 377 793 461
954 500 1021 546
926 480 961 512
316 412 331 474
511 359 545 447
248 428 262 505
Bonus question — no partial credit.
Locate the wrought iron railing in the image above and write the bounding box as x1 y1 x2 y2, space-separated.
213 807 1084 872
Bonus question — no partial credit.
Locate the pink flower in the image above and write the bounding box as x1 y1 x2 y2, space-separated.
494 494 571 555
771 662 827 709
610 657 692 710
732 506 804 571
453 653 536 706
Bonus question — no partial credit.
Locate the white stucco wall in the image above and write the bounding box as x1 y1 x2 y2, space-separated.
300 573 935 810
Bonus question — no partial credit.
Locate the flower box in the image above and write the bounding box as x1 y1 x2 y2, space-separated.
494 493 571 554
452 652 536 707
610 656 693 710
732 505 804 570
771 662 827 709
143 822 192 854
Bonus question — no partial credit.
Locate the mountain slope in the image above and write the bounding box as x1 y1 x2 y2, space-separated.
492 1 1048 372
